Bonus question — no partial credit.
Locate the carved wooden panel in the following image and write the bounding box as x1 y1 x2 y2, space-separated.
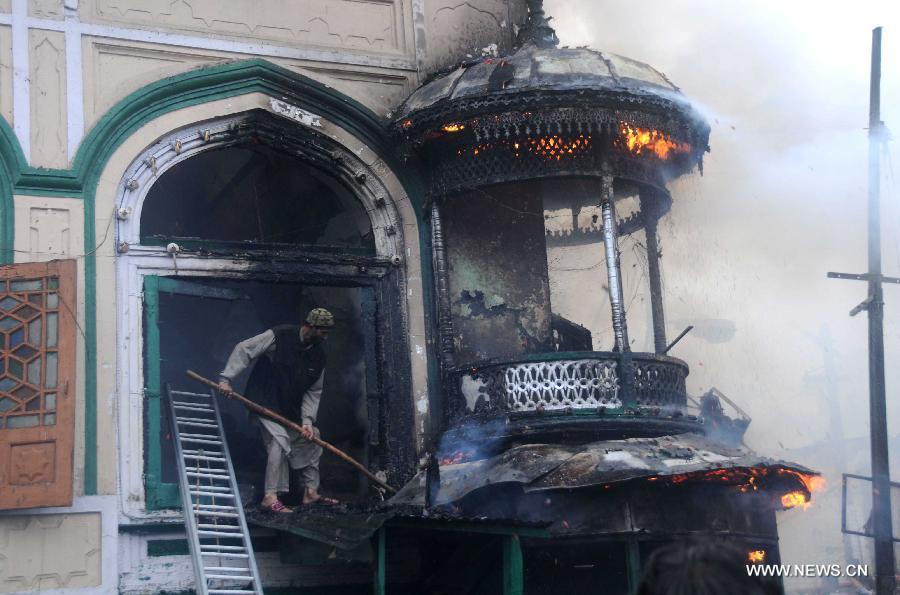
10 442 55 485
0 260 76 510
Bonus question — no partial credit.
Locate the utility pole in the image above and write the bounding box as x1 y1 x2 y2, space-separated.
828 26 898 594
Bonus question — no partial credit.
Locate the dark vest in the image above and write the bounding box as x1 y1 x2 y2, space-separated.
244 325 326 424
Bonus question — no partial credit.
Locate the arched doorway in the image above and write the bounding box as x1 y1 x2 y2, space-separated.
116 110 414 511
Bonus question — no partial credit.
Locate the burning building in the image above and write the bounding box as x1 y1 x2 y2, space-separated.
0 0 818 593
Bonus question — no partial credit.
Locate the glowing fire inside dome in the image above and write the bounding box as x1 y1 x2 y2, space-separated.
748 550 766 564
442 123 465 132
618 123 691 159
527 135 591 160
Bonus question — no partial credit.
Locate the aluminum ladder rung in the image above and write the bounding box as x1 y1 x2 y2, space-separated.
177 419 220 429
180 437 223 446
197 523 241 531
170 390 211 398
185 471 230 480
198 529 244 538
205 566 252 572
201 550 249 556
194 504 237 511
172 401 214 410
208 590 256 594
185 464 228 473
189 484 230 492
206 574 254 581
189 491 235 499
184 455 227 464
201 547 248 553
194 511 239 519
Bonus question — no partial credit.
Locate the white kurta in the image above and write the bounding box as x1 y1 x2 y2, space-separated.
220 328 325 491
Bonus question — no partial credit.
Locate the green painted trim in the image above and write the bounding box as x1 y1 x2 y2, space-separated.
147 539 191 557
142 275 177 508
0 118 16 264
626 538 642 593
502 534 524 595
375 527 386 595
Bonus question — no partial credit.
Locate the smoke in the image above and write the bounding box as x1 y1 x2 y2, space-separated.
546 0 900 589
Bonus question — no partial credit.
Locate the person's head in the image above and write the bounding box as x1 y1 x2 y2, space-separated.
302 308 334 345
636 540 780 595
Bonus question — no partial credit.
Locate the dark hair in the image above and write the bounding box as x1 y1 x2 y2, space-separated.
636 540 781 595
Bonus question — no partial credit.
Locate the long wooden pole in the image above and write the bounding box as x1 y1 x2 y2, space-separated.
186 370 397 494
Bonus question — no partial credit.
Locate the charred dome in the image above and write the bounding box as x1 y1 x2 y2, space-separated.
392 42 711 197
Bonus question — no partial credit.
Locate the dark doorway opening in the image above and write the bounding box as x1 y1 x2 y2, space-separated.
147 276 375 506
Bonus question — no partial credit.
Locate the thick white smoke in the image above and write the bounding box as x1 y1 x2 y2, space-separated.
547 0 900 590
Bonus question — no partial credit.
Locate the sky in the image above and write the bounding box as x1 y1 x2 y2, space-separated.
546 0 900 581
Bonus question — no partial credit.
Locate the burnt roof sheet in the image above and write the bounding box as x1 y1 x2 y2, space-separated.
391 432 815 507
396 45 685 121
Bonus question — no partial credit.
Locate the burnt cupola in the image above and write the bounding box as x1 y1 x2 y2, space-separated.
394 0 712 447
394 0 710 198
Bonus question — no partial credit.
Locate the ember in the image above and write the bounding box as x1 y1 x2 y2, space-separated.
442 123 465 132
439 451 474 466
748 550 766 564
618 123 690 159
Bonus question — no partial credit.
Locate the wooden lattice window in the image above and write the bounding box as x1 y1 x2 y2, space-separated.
0 260 76 510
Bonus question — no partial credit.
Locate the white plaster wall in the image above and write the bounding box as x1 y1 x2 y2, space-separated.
0 25 11 124
0 495 118 595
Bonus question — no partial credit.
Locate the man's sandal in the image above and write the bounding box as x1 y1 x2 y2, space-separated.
303 494 339 506
259 499 293 513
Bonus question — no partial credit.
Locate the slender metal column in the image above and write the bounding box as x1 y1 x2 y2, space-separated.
426 201 453 508
641 192 667 353
865 27 895 595
431 201 455 368
600 175 630 352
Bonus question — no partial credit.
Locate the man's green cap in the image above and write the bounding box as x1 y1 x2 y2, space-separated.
306 308 334 328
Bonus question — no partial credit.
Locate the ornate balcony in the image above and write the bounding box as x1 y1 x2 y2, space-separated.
443 351 700 445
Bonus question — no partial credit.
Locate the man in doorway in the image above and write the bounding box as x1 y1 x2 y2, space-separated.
218 307 338 512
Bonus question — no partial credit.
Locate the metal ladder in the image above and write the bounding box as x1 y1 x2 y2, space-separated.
167 384 264 595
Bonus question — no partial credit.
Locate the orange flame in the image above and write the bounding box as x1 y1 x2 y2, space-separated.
442 123 465 133
644 467 824 510
618 123 690 159
781 490 809 509
748 550 766 564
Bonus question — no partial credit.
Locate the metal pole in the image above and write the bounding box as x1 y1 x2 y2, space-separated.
600 175 630 352
427 201 452 508
866 26 895 595
641 191 667 353
431 201 455 369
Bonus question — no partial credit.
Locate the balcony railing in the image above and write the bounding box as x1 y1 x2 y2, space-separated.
449 351 689 417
